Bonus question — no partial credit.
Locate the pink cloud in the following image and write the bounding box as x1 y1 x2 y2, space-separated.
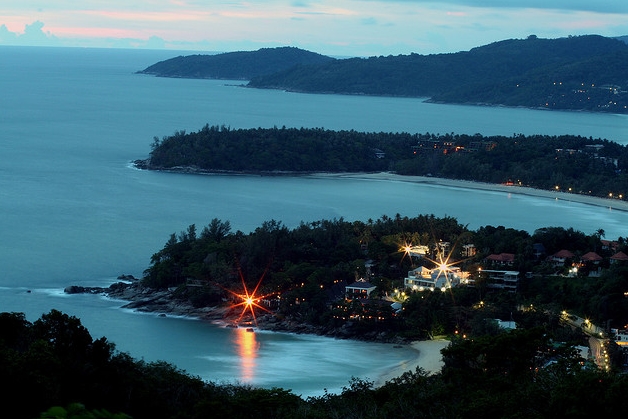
558 19 610 30
81 10 207 22
47 25 143 39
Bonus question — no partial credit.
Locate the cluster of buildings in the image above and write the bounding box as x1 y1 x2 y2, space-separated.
411 139 497 155
343 239 628 301
338 237 628 369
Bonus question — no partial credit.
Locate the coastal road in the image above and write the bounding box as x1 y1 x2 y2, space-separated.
560 311 609 369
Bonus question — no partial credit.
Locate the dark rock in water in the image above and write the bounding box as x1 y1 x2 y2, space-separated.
108 282 132 292
117 274 137 281
64 285 88 294
61 278 405 343
133 159 148 170
64 281 132 295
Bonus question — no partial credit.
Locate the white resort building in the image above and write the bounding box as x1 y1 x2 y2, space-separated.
404 266 463 291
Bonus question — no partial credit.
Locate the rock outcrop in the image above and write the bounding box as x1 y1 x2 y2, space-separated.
65 276 407 343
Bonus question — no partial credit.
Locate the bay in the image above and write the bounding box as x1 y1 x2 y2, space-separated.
1 46 627 395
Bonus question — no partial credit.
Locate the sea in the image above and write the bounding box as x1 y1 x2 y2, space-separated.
1 46 627 396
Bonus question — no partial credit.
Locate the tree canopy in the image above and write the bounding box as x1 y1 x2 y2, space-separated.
140 125 628 200
137 46 334 80
248 35 628 113
141 215 628 338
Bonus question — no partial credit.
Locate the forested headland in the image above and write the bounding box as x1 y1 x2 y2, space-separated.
248 35 628 113
136 46 334 80
6 213 628 418
137 35 628 113
139 215 628 339
137 124 628 200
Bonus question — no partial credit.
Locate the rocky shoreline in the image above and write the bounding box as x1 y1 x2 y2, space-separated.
65 276 407 344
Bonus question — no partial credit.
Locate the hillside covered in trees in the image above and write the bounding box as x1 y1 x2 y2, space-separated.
137 125 628 200
137 35 628 113
139 215 628 339
136 46 334 80
248 35 628 113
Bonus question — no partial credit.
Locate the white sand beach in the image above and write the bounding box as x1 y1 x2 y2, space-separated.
374 339 450 387
308 172 628 212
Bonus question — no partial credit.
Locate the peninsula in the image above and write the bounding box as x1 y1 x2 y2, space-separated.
137 35 628 113
136 125 628 202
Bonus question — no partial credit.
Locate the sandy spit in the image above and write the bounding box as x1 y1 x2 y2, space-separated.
373 339 450 387
307 172 628 212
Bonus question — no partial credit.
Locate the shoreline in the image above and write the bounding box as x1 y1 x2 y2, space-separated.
306 172 628 213
82 281 408 343
96 281 431 387
133 162 628 214
374 339 450 387
67 281 447 392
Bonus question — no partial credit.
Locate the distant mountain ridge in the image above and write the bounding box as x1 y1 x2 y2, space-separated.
137 46 335 80
138 36 628 113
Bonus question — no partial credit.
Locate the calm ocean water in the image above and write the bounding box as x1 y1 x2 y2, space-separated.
1 46 627 395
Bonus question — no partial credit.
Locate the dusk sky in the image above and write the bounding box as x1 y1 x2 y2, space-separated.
1 1 627 56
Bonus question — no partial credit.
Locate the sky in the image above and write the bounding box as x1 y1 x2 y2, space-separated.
1 1 627 56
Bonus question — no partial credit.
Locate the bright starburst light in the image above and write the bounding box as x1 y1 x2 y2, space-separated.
423 247 461 285
398 242 429 266
223 269 274 326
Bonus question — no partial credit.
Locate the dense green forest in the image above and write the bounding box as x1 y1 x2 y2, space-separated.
6 214 628 418
247 35 628 113
137 36 628 113
136 46 334 80
4 310 628 419
142 215 628 339
139 125 628 200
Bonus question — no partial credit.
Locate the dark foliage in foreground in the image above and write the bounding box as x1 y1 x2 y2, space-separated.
4 310 628 419
142 125 628 200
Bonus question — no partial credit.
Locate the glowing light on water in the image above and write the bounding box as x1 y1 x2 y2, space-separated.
233 327 258 382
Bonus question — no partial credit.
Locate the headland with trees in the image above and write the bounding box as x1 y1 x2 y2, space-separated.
137 125 628 201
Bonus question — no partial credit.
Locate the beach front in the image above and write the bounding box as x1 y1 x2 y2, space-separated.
375 339 450 386
309 172 628 213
